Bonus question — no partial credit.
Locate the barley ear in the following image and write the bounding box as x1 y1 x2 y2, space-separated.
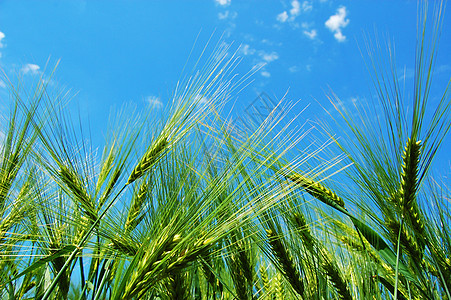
125 179 149 231
260 264 271 296
400 139 421 213
287 173 346 209
399 138 425 246
108 236 138 256
320 250 352 300
266 228 304 297
289 212 315 251
59 165 97 223
127 136 168 185
165 271 189 300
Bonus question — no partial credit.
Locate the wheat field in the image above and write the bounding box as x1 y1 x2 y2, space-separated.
0 2 450 299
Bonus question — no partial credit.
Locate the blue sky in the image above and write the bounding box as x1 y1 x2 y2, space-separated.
0 0 450 168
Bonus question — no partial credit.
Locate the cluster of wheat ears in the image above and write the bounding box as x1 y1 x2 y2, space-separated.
1 2 450 300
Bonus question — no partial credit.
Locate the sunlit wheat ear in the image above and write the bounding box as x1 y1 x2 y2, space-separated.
124 234 214 299
0 204 27 243
0 180 30 243
125 179 149 231
399 138 426 243
127 136 169 185
274 272 284 300
265 228 305 297
108 236 138 256
287 173 346 208
132 240 212 299
386 219 423 262
259 263 271 296
59 165 97 222
400 138 421 214
227 238 254 300
339 235 390 270
165 271 189 300
320 250 352 300
289 212 314 249
98 167 121 208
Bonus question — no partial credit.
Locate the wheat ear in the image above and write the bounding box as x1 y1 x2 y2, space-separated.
399 139 423 227
274 272 284 300
123 234 213 299
266 228 304 297
287 173 345 208
399 138 426 250
320 250 352 300
127 136 168 185
260 264 271 296
108 236 138 256
125 178 149 231
166 271 189 300
228 239 254 300
386 218 424 264
59 165 97 222
289 212 315 251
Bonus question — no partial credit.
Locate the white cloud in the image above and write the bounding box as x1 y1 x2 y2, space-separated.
334 31 346 42
240 44 256 56
437 64 451 73
277 0 312 23
325 7 349 31
146 96 163 109
301 1 313 12
218 10 237 20
290 0 301 17
303 29 317 39
21 63 41 75
261 71 271 78
260 51 279 63
325 6 349 42
276 11 289 22
215 0 231 6
0 31 5 48
0 79 6 89
218 11 229 19
288 66 299 73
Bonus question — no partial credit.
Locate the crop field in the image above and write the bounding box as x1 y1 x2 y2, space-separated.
0 1 450 299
